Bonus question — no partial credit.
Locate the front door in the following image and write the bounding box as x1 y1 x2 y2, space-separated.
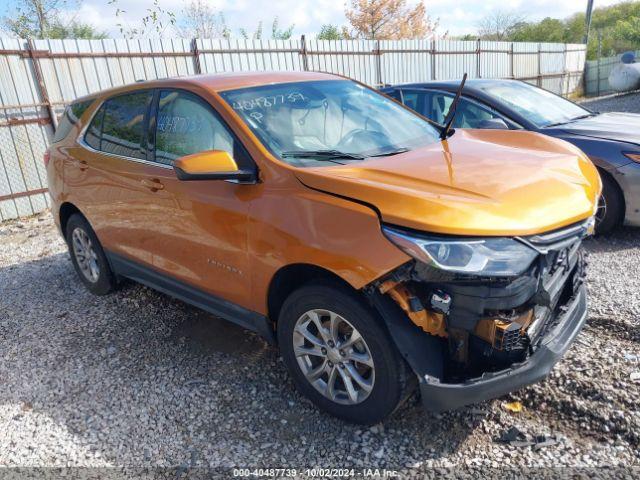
141 88 257 309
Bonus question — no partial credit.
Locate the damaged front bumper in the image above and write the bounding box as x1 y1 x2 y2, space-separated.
419 283 586 412
370 219 592 412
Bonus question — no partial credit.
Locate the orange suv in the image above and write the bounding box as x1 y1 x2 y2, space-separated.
47 72 600 424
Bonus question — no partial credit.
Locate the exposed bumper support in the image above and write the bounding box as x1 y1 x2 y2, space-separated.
419 284 587 412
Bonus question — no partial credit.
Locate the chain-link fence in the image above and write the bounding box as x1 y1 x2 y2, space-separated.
0 37 587 221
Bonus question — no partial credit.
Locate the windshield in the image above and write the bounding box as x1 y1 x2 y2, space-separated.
220 80 440 167
478 82 591 128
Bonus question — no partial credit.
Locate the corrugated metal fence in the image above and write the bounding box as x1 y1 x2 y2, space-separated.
584 50 640 97
0 37 586 221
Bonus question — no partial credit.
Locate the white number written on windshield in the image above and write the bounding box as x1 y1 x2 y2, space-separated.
232 92 307 111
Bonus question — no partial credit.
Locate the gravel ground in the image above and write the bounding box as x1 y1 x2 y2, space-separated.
580 90 640 113
1 213 639 475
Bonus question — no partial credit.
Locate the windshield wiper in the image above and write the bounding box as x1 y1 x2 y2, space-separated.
572 113 598 121
544 113 598 128
281 149 365 160
369 147 409 157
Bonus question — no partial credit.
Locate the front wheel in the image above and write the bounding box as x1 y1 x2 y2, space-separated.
277 282 415 424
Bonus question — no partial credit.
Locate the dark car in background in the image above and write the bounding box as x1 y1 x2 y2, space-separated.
381 79 640 233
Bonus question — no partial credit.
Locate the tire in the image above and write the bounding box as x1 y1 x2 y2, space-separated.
277 281 416 424
65 213 117 295
596 172 624 234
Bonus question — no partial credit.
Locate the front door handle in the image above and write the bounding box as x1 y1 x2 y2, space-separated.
140 178 164 192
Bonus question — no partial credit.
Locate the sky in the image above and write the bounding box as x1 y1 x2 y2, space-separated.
0 0 630 38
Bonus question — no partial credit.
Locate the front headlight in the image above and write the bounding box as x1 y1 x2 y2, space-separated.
382 226 538 277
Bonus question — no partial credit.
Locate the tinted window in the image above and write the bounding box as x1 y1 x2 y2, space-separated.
428 93 503 128
99 91 151 159
398 90 431 118
53 99 93 143
84 105 104 151
154 90 241 167
382 89 401 102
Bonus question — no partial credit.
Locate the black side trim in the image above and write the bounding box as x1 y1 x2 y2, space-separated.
174 166 257 183
106 252 275 344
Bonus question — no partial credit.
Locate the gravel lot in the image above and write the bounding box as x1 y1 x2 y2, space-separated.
1 212 639 475
580 90 640 113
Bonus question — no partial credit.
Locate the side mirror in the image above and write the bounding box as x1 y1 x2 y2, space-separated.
173 150 255 182
477 118 509 130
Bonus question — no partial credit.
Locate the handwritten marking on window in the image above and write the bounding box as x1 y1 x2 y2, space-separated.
157 115 203 135
232 92 307 111
249 112 264 123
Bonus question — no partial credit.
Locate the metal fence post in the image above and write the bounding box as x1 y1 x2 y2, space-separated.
300 35 309 71
537 42 542 87
26 39 57 132
510 42 514 78
597 31 602 96
476 38 481 78
191 38 202 74
375 40 382 86
430 39 436 80
563 43 568 96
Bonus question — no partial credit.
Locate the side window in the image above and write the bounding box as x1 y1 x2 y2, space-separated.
53 99 93 143
398 90 431 118
84 105 104 151
154 90 249 168
382 89 401 102
430 93 503 128
430 94 454 124
99 91 152 160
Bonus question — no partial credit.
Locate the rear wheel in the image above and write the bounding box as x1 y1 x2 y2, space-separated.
65 214 117 295
278 282 415 424
596 172 624 234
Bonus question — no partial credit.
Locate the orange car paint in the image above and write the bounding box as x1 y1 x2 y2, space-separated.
47 71 600 319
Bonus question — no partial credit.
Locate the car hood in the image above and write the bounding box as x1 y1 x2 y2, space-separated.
551 112 640 146
294 129 600 236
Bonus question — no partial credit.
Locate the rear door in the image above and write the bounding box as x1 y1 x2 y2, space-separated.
68 89 157 265
139 88 257 308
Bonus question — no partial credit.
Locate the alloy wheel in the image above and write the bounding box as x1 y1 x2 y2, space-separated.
71 227 100 283
293 309 375 405
595 194 607 225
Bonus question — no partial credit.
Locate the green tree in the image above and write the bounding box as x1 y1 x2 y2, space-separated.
481 1 640 60
47 20 107 39
109 0 176 38
614 17 640 45
510 17 565 43
477 10 526 41
271 17 293 40
178 0 230 39
317 24 343 40
240 17 294 40
3 0 105 39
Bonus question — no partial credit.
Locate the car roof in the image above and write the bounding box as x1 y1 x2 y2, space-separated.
383 78 521 92
73 71 342 104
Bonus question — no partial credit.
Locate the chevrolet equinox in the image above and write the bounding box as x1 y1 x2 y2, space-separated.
47 72 600 424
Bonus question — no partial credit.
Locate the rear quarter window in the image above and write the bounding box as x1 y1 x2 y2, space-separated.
83 91 152 160
52 99 93 143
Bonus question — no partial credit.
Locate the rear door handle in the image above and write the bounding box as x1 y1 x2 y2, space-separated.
140 178 164 192
74 159 88 170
